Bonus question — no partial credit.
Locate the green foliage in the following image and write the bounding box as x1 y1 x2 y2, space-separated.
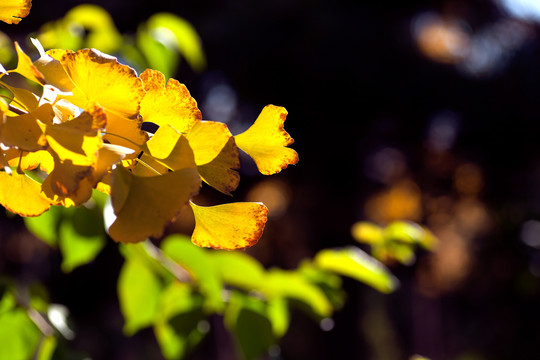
35 4 205 77
314 246 399 293
114 235 401 359
24 191 107 273
0 283 62 360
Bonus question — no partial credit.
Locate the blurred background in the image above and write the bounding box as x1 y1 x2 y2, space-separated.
3 0 540 359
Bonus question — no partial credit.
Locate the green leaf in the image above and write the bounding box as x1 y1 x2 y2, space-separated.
63 4 122 53
314 246 399 293
161 235 224 312
224 291 275 360
298 261 345 309
146 13 206 72
137 26 179 79
208 250 267 291
36 336 57 360
118 257 163 335
58 206 106 273
267 297 289 338
154 283 207 360
24 206 63 247
0 306 41 360
266 269 332 318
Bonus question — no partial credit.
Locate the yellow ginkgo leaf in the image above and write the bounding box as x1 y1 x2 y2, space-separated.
56 49 144 120
140 69 201 133
0 171 51 216
0 0 31 25
4 149 54 172
234 105 298 175
0 103 53 151
187 121 240 193
109 165 201 243
45 105 105 167
12 41 45 84
41 152 92 198
143 125 196 171
35 48 76 92
103 112 147 153
190 201 268 250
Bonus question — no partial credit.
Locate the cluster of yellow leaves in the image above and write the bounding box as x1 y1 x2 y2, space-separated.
0 40 298 249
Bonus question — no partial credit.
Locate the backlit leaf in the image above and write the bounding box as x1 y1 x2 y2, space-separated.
314 246 398 293
187 121 240 195
103 112 147 152
154 282 207 360
224 291 275 360
161 235 224 312
144 125 197 171
58 205 106 272
12 41 45 84
0 306 40 360
234 105 298 175
118 256 162 335
0 103 53 151
266 269 332 318
140 69 201 133
146 13 206 72
190 201 268 250
23 205 63 246
0 0 31 24
208 250 266 291
0 171 51 216
55 49 144 120
45 105 105 167
109 165 201 243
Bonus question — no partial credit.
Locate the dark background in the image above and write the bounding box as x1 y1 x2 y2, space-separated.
3 0 540 359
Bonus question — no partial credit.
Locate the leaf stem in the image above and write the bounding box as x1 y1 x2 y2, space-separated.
134 157 161 175
101 131 145 149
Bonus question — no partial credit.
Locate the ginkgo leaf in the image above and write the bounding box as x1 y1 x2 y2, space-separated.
109 165 201 243
0 103 53 151
55 49 144 120
2 82 40 112
34 47 76 92
45 105 105 167
140 69 201 133
0 171 51 216
103 112 147 153
234 105 298 175
12 41 45 84
187 121 240 195
0 0 31 24
4 149 54 172
143 125 196 171
190 202 268 250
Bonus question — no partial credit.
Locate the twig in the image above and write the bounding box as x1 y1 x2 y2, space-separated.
143 239 192 283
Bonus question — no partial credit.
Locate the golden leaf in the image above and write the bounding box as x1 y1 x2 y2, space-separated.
4 149 54 172
45 106 104 167
57 49 144 120
0 0 31 24
187 121 240 195
12 41 45 84
234 105 298 175
143 125 196 171
140 69 201 133
103 112 147 153
190 201 268 250
0 171 51 216
109 165 201 243
35 48 76 92
0 103 53 151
